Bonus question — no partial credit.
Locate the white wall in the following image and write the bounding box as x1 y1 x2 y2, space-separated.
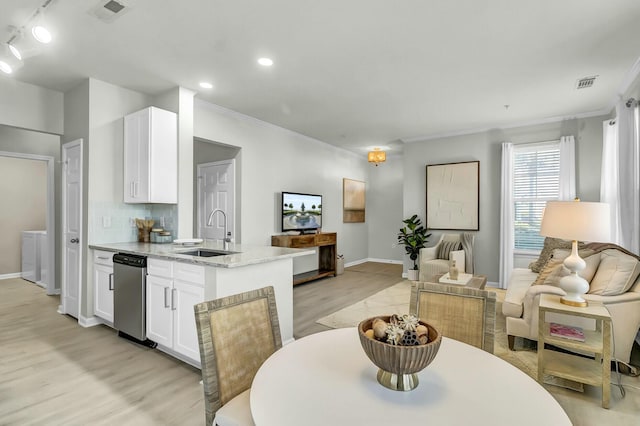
403 115 607 284
194 100 370 266
0 79 63 135
155 87 195 238
367 155 404 263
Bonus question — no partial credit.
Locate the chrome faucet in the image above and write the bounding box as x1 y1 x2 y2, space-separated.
207 208 231 250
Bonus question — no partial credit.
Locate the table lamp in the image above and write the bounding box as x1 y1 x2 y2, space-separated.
540 200 610 307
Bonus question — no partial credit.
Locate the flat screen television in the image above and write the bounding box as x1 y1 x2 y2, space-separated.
282 192 322 233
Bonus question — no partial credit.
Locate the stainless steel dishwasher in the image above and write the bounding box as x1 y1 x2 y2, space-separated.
113 253 156 347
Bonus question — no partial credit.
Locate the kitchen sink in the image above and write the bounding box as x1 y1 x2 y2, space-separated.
177 249 237 257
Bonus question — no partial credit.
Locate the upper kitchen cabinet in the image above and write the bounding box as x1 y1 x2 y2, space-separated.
124 106 177 203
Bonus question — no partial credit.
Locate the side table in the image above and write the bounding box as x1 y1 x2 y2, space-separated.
432 273 488 290
537 294 611 408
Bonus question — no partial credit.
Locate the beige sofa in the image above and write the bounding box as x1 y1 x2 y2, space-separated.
503 244 640 364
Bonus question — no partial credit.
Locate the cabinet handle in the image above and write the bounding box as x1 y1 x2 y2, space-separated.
171 288 177 311
134 181 138 198
108 273 114 290
130 181 134 197
164 287 170 308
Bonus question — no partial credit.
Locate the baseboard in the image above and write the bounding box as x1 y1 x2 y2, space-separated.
0 272 23 280
78 315 104 328
345 258 403 268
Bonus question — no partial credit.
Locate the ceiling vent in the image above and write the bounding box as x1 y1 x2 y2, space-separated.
576 76 597 89
89 0 135 22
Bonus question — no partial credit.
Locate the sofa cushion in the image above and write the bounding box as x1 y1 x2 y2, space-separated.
589 249 640 296
532 257 564 286
528 237 582 273
503 268 538 318
437 240 461 260
543 249 601 286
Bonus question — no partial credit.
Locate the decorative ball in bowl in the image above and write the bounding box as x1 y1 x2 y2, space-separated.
358 315 442 391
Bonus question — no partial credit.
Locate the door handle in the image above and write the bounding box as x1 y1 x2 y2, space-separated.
108 273 114 290
171 288 177 311
164 287 170 308
70 238 79 244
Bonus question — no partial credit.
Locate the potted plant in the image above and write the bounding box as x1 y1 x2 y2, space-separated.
397 215 431 280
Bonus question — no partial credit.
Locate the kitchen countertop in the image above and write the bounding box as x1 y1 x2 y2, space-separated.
89 240 314 268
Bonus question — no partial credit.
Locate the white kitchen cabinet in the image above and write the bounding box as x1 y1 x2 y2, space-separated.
146 274 173 348
124 106 177 204
146 258 204 365
173 279 204 361
93 250 114 323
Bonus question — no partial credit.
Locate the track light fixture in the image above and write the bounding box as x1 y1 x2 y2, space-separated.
1 0 57 75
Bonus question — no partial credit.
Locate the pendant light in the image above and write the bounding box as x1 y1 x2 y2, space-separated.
367 148 386 166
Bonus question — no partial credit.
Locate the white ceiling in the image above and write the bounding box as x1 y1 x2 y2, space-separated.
3 0 640 155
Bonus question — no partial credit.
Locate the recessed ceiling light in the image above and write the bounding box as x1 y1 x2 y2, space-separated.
32 25 52 44
258 57 273 67
0 60 13 74
199 82 214 89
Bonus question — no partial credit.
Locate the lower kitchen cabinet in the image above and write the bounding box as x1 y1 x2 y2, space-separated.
146 259 204 365
93 250 114 323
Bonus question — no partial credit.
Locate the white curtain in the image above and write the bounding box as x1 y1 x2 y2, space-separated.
601 99 640 253
559 136 576 200
499 142 514 289
601 119 622 245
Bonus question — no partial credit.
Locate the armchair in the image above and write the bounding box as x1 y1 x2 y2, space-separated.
418 233 475 281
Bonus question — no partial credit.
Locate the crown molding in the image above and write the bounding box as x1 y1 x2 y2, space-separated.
401 108 611 144
194 98 362 159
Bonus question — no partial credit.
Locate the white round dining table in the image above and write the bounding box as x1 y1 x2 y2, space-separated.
250 327 570 426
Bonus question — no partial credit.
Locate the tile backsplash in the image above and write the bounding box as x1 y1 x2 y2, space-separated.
89 201 178 244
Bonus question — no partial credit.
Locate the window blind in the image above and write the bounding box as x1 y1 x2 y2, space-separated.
513 143 560 250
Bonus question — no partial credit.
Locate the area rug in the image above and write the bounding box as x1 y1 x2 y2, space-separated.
316 280 582 391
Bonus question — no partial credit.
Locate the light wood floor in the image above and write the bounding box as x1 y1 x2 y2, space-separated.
0 262 402 425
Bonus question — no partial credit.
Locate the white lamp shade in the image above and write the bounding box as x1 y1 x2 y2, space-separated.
540 201 610 243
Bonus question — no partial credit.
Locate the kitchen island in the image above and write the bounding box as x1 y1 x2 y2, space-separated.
89 240 313 366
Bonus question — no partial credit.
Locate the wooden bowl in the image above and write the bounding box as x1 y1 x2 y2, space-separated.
358 316 442 391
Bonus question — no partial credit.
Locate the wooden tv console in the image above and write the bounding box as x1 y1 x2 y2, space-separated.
271 232 337 285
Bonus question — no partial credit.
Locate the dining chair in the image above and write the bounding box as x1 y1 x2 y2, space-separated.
194 286 282 426
409 282 496 353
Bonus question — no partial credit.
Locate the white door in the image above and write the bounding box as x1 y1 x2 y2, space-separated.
146 275 173 348
62 140 83 319
198 160 235 241
172 280 204 362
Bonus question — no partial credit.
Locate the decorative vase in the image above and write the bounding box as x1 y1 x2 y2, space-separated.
407 269 420 281
449 260 459 280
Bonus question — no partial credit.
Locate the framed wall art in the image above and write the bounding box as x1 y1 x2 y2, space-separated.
426 160 479 230
343 178 365 223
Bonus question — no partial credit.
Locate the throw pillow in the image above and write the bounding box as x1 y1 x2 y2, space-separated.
533 258 564 286
437 240 461 260
528 237 584 273
543 250 601 287
589 249 640 296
